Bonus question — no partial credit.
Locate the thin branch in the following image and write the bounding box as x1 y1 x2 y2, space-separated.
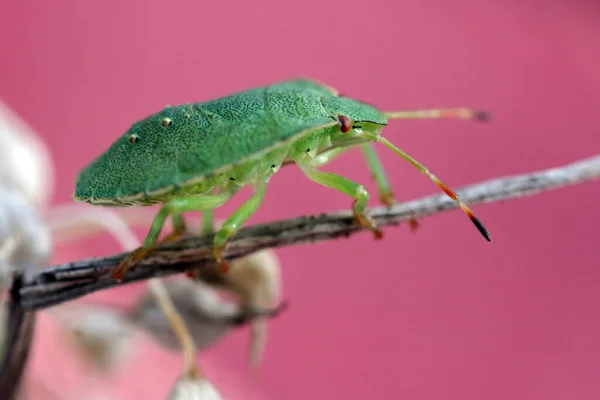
13 154 600 312
0 274 36 400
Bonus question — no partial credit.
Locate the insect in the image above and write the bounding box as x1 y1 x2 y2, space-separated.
73 78 491 282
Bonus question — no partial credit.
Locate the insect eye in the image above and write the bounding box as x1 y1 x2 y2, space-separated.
128 134 139 144
337 115 352 133
161 117 173 127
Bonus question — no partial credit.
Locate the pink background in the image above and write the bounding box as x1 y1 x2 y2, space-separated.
2 1 600 399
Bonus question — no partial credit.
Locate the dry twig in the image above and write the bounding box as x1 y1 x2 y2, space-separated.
12 154 600 312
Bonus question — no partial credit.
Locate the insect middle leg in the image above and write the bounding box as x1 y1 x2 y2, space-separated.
213 180 268 274
112 192 233 282
184 209 216 280
201 209 215 235
160 213 187 244
297 163 383 239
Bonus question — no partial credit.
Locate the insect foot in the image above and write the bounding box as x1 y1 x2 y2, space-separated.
112 223 187 282
112 246 151 282
408 218 420 232
353 207 384 240
379 191 396 207
212 245 231 274
185 270 198 280
162 227 187 244
369 223 384 240
377 191 420 233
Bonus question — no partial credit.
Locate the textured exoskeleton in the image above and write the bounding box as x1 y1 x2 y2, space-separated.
74 78 491 281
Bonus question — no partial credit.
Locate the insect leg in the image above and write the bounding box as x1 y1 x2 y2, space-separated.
158 213 187 245
381 107 490 232
201 209 215 235
185 209 215 280
213 180 268 274
311 144 397 207
112 192 233 282
364 131 491 242
309 146 352 168
297 163 383 239
358 143 419 231
358 143 394 206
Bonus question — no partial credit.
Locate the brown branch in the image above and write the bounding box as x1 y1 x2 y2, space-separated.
12 154 600 312
0 274 36 400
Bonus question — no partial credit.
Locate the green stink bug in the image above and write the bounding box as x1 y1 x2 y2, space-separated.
73 78 491 282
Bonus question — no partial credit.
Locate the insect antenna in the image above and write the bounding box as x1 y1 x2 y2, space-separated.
384 108 490 122
371 134 491 242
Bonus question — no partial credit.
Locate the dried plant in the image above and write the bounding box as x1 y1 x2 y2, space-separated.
1 98 599 399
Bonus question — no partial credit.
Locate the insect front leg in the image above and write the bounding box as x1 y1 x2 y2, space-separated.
313 143 398 205
310 144 403 207
358 143 419 231
112 192 233 282
358 143 394 205
213 180 268 274
309 146 352 168
297 163 383 239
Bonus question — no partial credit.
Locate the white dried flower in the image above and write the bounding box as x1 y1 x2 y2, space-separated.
51 303 134 372
48 204 140 250
222 249 282 307
198 249 282 367
168 374 223 400
47 205 210 379
128 279 240 351
0 100 54 285
0 99 54 210
0 99 55 378
0 190 52 285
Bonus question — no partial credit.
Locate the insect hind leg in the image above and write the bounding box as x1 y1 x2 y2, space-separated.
185 209 216 280
112 191 233 282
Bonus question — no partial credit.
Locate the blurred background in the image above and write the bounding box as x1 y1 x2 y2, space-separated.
1 1 599 399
